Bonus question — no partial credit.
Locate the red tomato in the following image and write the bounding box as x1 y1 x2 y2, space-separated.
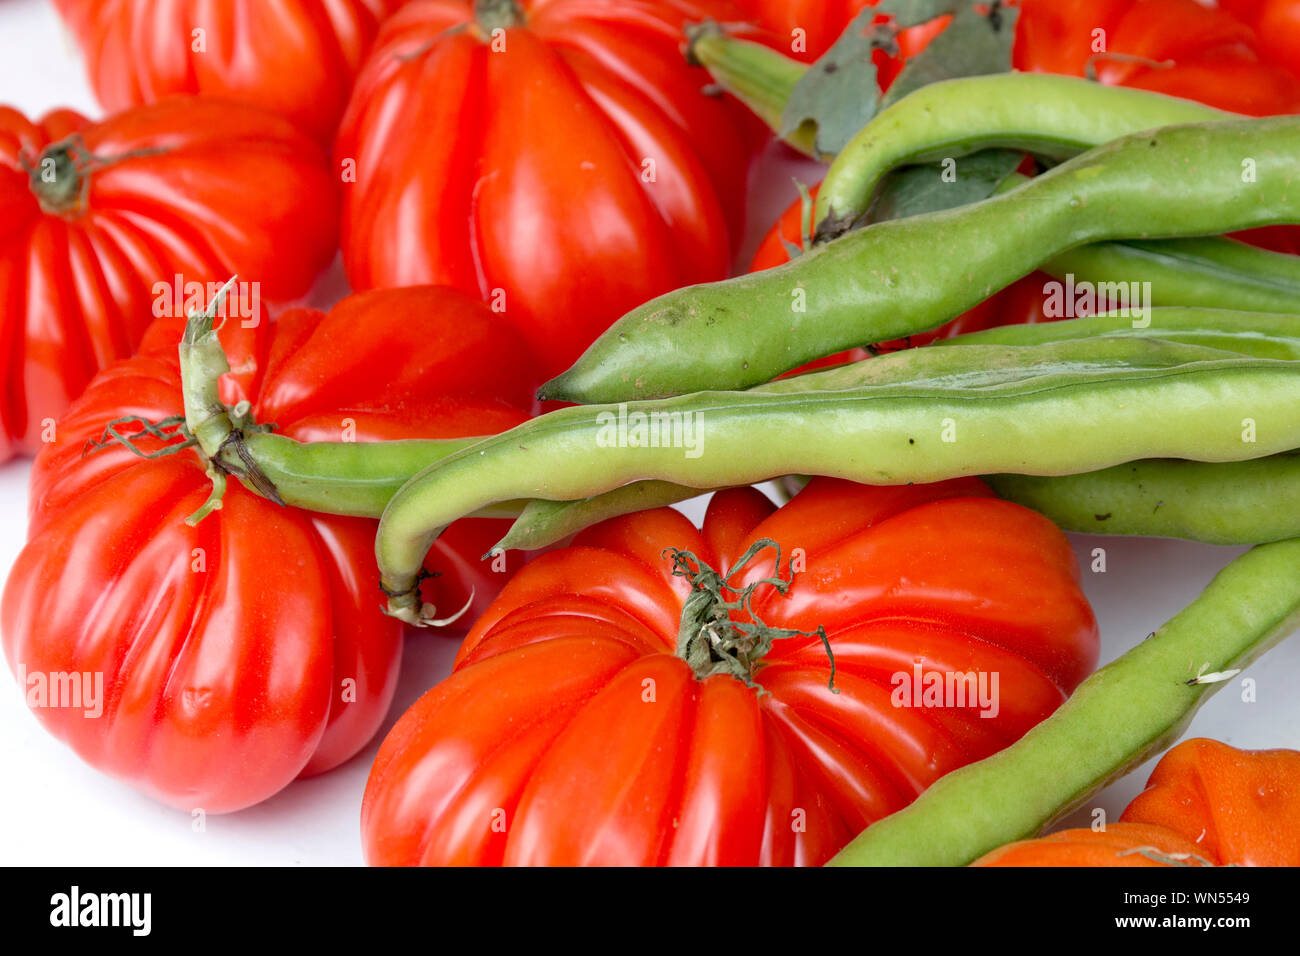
976 738 1300 866
362 478 1099 865
1253 0 1300 76
2 286 537 813
336 0 758 377
0 98 339 464
52 0 400 142
1016 0 1300 114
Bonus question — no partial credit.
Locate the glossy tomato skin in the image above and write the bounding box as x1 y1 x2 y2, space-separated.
2 286 536 813
976 739 1300 866
1016 0 1300 114
52 0 400 142
736 0 947 75
0 98 338 462
336 0 757 377
363 478 1098 866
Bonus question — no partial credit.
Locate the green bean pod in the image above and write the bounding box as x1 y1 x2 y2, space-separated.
1041 237 1300 317
829 537 1300 866
986 454 1300 545
924 306 1300 358
815 73 1229 238
497 308 1300 551
492 452 1300 552
233 433 522 520
543 116 1300 404
494 481 715 552
380 352 1300 623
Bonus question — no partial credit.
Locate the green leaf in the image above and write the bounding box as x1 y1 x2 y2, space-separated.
779 0 1017 159
779 7 884 158
774 151 1025 265
867 149 1025 222
882 1 1019 106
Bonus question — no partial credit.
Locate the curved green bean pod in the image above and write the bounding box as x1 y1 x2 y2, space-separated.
380 354 1300 623
543 116 1300 404
493 453 1300 553
829 537 1300 866
815 73 1229 238
232 433 522 520
987 454 1300 545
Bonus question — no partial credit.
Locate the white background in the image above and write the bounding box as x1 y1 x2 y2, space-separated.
0 0 1295 866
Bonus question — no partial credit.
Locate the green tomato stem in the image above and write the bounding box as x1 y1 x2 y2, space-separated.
175 291 519 521
686 25 817 157
828 537 1300 866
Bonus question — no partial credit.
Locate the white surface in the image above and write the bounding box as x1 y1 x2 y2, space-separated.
1 0 1296 866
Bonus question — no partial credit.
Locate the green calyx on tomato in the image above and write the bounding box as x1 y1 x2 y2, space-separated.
173 280 283 523
21 138 83 214
473 0 525 34
668 538 837 691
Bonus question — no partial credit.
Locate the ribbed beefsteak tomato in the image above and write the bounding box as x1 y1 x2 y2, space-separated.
2 286 536 813
362 478 1099 865
0 97 338 463
976 738 1300 866
52 0 402 142
336 0 758 376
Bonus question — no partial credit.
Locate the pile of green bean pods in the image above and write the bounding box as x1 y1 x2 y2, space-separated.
345 73 1300 863
541 114 1300 402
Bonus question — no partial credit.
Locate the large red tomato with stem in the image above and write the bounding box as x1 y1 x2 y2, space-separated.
0 98 339 464
52 0 402 142
336 0 760 377
362 478 1099 866
976 738 1300 866
2 286 537 813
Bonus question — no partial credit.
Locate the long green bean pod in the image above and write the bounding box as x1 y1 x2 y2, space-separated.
497 308 1300 550
1041 237 1300 317
234 433 523 520
986 455 1300 545
923 306 1300 358
492 453 1300 552
380 349 1300 623
815 73 1229 238
543 116 1300 404
829 537 1300 866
